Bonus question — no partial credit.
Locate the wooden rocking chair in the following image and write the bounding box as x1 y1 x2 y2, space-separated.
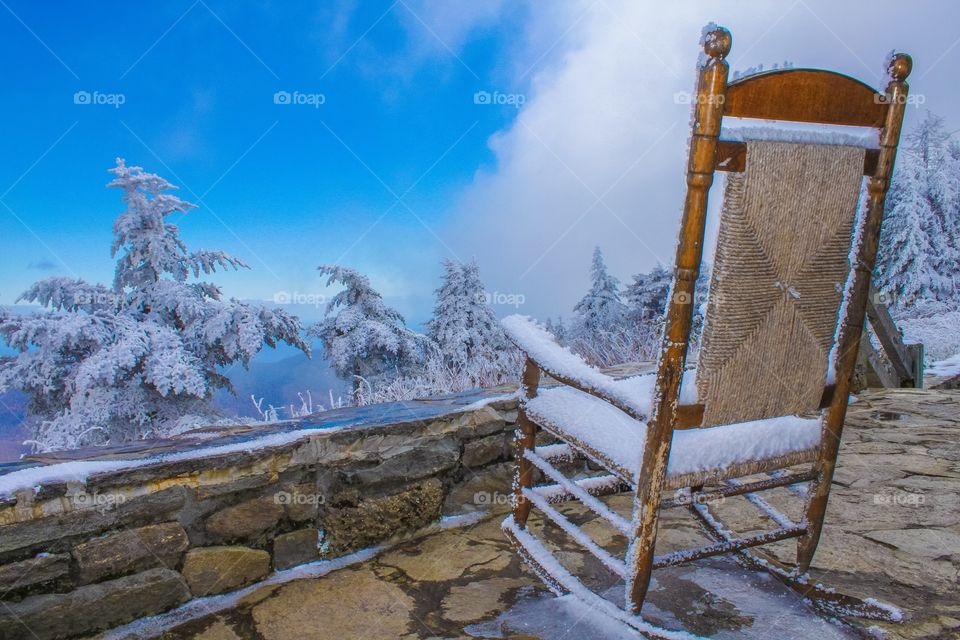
502 25 911 638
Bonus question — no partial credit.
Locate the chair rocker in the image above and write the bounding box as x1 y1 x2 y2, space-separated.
501 25 912 639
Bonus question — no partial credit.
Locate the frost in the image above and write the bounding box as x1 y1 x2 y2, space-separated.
425 259 523 387
524 379 819 479
307 265 429 400
928 351 960 378
876 113 960 309
0 159 307 452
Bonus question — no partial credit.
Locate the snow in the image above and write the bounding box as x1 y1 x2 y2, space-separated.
0 159 307 452
572 247 629 339
897 306 960 361
875 113 960 314
566 247 640 367
425 259 522 385
502 515 704 640
502 314 691 418
535 442 576 461
720 122 879 148
928 352 960 378
525 383 820 480
307 264 428 388
527 450 631 535
0 425 346 500
439 511 489 529
457 391 517 413
862 598 904 623
522 486 628 578
99 546 382 639
0 386 520 500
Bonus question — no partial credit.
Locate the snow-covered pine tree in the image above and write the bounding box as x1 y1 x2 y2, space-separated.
625 264 672 323
544 316 568 344
876 112 959 308
623 264 672 357
570 247 629 365
0 159 307 451
424 259 519 386
572 247 628 335
308 265 428 399
622 262 711 357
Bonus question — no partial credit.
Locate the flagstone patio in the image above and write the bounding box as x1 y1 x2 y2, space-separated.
98 387 960 640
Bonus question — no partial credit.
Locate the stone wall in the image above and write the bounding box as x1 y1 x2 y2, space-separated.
0 396 519 640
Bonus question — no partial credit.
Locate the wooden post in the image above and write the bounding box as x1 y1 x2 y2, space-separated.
625 26 730 613
514 357 541 528
797 53 911 573
866 284 919 386
908 343 924 389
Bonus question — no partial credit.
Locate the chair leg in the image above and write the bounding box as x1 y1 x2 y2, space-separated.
797 409 845 572
626 513 658 613
513 408 537 528
625 455 670 613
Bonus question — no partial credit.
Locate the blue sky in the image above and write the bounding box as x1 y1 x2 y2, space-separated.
0 1 525 323
1 1 958 326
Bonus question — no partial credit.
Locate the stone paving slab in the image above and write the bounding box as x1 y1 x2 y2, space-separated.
98 388 959 640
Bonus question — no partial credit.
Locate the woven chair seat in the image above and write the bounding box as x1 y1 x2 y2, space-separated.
526 382 821 490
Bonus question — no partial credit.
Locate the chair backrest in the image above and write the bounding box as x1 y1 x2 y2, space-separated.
647 27 912 435
696 138 866 425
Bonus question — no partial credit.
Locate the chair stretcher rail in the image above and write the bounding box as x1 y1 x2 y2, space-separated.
660 469 816 508
522 487 628 578
652 525 806 569
525 449 632 535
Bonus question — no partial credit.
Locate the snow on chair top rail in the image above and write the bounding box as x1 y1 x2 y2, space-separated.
501 315 655 421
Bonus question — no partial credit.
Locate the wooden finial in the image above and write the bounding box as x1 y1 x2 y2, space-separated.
703 26 732 60
888 53 912 82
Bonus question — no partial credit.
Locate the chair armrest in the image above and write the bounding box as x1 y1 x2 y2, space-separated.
502 315 649 421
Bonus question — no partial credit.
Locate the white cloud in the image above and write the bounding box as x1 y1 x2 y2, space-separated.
437 0 960 320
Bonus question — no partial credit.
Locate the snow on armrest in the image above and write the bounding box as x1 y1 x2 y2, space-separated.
501 314 650 419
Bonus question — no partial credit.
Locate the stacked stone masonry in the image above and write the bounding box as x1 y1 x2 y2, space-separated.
0 398 519 640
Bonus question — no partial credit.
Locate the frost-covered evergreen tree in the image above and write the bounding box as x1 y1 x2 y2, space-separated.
623 264 672 357
624 264 672 323
424 259 519 386
621 262 711 358
0 159 307 451
876 112 959 308
544 316 568 344
569 247 629 365
572 247 627 336
308 265 428 398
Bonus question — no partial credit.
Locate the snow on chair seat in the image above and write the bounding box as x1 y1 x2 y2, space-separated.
526 384 822 490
